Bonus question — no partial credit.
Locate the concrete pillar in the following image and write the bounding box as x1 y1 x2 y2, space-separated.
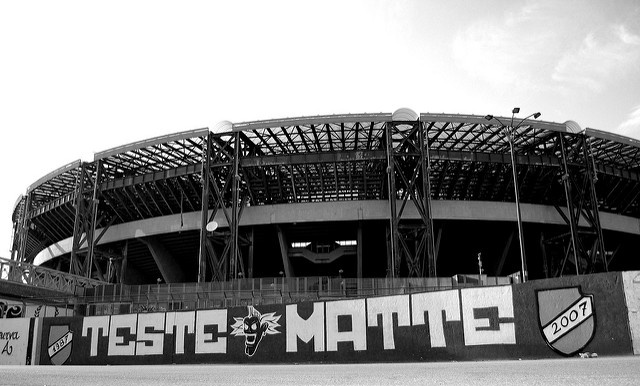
141 236 186 283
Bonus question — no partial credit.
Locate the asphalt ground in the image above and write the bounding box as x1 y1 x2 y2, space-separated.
2 356 639 386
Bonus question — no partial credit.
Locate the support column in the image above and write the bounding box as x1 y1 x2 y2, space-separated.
198 133 211 283
435 227 442 265
70 163 87 275
230 131 240 279
141 236 185 283
540 233 549 278
248 227 254 278
17 194 31 263
420 122 437 277
198 130 245 282
496 231 514 276
357 221 363 279
549 132 607 277
583 136 606 271
276 225 293 277
385 123 398 278
86 160 102 278
385 118 435 278
120 241 128 284
559 134 581 275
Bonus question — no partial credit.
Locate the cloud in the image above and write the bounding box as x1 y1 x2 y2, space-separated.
452 25 519 85
617 25 640 45
451 24 544 90
504 2 543 27
451 2 559 90
617 104 640 138
452 1 640 96
552 24 640 91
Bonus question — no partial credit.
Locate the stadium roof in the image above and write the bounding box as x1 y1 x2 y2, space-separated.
13 112 640 263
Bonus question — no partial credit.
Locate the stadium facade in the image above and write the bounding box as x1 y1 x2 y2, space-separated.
10 109 640 286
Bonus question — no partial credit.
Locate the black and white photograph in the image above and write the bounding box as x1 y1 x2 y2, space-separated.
1 1 640 384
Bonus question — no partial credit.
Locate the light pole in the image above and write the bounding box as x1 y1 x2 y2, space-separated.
485 108 541 283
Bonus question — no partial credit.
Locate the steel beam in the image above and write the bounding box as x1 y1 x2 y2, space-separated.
583 137 607 271
385 120 436 277
241 149 385 167
248 227 254 278
386 123 399 278
197 132 246 282
357 221 363 279
548 133 608 276
421 122 437 277
23 146 640 220
231 132 240 279
17 194 31 263
198 132 211 283
86 160 101 278
69 163 87 275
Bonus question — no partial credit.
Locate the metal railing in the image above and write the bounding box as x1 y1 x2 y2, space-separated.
0 261 518 317
79 274 516 316
0 257 105 295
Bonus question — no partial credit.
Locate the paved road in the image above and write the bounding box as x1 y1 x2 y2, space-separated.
3 356 640 385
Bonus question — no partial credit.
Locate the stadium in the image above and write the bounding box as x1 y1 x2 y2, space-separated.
5 108 640 365
9 108 640 288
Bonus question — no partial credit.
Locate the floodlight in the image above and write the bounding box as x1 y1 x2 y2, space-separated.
206 220 218 232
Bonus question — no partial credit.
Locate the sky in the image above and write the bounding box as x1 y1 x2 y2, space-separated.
1 0 640 258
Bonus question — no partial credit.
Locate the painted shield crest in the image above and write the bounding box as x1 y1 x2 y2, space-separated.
537 287 595 356
47 325 73 365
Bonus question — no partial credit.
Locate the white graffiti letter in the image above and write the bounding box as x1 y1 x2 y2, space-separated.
286 302 325 352
108 314 137 356
326 299 366 352
82 315 109 357
136 313 165 356
461 286 516 346
411 290 461 348
195 309 227 354
367 295 410 350
165 311 195 354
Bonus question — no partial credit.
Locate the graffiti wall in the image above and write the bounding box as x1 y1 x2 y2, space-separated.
36 272 632 365
0 298 73 319
0 318 32 365
0 299 26 319
25 305 73 318
513 272 631 357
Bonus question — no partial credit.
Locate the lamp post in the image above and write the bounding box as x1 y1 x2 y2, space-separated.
485 108 541 283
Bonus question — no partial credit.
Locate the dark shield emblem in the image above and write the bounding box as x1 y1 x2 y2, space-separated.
47 325 73 365
537 287 595 356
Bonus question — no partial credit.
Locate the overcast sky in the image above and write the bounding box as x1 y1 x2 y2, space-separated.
1 0 640 258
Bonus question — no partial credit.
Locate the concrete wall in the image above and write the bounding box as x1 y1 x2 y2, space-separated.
33 271 634 365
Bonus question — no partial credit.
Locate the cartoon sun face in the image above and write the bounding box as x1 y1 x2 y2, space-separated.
231 306 281 357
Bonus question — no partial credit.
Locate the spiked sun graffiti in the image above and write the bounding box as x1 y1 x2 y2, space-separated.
230 306 281 356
